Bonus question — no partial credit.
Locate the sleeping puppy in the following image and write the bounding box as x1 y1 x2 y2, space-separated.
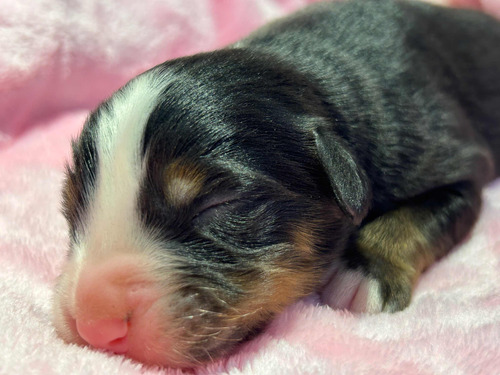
52 0 500 368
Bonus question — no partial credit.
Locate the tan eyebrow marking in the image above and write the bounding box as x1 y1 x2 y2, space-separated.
163 159 205 207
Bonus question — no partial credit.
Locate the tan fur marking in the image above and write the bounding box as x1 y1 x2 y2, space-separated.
163 160 205 206
224 247 320 329
291 222 318 256
227 270 318 330
225 223 324 327
357 207 437 287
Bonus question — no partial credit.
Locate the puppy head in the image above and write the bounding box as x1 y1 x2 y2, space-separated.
53 51 360 367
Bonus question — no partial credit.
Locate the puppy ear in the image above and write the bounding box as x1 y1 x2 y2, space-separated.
314 126 371 225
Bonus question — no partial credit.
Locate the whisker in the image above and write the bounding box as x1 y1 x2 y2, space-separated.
181 339 210 344
204 347 214 363
195 287 243 313
210 336 241 342
172 347 203 367
225 307 264 321
191 330 222 338
200 325 234 330
195 308 225 316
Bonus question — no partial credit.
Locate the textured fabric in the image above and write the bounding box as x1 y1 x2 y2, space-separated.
1 1 499 374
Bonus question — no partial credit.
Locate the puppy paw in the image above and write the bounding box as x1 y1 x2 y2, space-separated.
320 266 412 313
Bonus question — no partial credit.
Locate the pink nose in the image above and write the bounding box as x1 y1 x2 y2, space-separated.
76 318 129 353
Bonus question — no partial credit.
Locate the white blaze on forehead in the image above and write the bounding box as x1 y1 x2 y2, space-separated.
81 72 165 260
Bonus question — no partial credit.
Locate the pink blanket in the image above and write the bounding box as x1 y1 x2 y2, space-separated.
1 1 499 374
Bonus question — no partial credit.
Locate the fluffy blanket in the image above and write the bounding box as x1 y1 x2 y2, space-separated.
1 1 499 374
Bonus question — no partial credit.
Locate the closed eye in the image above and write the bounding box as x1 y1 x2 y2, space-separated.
193 195 240 222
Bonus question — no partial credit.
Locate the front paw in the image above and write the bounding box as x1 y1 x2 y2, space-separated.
320 265 412 313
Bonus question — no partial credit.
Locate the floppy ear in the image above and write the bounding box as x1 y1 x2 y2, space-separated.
313 126 371 226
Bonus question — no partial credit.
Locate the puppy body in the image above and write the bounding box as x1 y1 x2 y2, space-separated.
53 0 500 368
236 0 500 311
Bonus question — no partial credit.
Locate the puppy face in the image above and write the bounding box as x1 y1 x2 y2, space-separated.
53 51 350 367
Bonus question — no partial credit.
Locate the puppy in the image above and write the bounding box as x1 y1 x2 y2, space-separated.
52 0 500 368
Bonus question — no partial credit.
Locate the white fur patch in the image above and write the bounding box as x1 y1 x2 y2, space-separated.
321 267 384 314
350 277 384 313
76 71 171 263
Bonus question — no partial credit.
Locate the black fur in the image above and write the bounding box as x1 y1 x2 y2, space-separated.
63 104 103 241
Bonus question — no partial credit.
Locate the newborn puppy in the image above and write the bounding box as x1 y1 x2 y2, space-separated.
52 0 500 368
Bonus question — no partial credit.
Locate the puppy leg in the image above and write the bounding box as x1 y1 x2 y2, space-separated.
321 182 481 313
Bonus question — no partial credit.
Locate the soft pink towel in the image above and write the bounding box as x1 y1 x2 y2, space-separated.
1 1 499 374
